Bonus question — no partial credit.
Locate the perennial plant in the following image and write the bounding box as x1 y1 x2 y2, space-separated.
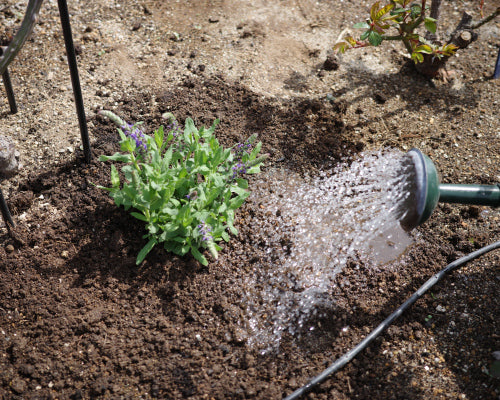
98 110 267 265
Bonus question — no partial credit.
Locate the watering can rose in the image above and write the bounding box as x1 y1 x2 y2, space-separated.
97 110 268 266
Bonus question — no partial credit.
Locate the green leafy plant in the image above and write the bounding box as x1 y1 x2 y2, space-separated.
334 0 499 77
97 110 268 266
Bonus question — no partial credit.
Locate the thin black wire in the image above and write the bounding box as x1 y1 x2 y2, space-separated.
283 240 500 400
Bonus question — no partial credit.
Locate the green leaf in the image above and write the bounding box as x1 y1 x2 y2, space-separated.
141 164 154 176
345 36 357 47
179 244 191 256
441 43 458 56
370 1 381 20
136 238 157 265
333 42 348 53
207 241 218 259
230 185 248 197
205 119 219 137
368 30 383 46
190 246 208 266
375 3 394 20
250 141 263 159
159 225 181 240
122 185 138 202
94 185 113 192
118 129 127 141
424 17 437 34
196 165 211 176
360 30 370 41
411 51 424 63
246 166 261 174
236 178 248 189
154 125 164 150
390 7 407 15
130 212 148 222
184 118 197 144
147 223 159 235
410 4 422 19
353 22 370 29
414 44 433 54
110 165 120 188
229 195 247 210
211 146 225 166
121 139 135 153
100 153 132 163
162 146 173 169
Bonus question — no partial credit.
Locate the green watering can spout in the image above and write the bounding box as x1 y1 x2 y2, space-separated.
399 148 500 231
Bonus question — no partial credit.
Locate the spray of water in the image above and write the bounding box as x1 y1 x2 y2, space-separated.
241 149 415 353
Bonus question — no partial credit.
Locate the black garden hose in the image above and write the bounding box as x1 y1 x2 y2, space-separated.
283 239 500 400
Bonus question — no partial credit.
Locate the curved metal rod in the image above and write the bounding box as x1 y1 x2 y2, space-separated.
0 0 44 76
0 47 18 113
0 188 14 228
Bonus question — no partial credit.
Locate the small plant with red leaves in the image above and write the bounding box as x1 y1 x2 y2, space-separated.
334 0 499 77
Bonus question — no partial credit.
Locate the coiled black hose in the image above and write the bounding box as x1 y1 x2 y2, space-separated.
284 239 500 400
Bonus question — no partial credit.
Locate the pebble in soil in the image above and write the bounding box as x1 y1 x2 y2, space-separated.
239 149 416 353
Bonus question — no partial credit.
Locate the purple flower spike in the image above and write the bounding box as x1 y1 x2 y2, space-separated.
197 220 213 243
166 121 181 137
230 139 255 180
121 122 148 153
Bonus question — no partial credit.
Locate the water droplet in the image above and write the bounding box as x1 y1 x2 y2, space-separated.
239 149 415 352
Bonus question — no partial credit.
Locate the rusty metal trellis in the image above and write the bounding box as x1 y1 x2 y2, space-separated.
1 0 91 230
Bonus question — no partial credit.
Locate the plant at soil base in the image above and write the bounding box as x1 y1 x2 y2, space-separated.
334 0 500 77
97 110 267 266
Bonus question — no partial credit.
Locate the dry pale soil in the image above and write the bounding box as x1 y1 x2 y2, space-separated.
0 0 499 399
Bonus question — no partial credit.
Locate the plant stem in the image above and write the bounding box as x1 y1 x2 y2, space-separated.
405 0 426 32
406 15 424 32
401 37 414 55
426 0 442 41
381 35 405 41
428 0 442 20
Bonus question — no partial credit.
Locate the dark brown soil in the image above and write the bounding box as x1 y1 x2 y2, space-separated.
0 0 499 399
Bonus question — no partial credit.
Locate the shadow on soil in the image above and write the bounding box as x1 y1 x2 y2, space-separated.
328 58 480 120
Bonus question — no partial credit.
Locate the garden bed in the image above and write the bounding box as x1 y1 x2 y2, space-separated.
0 0 499 398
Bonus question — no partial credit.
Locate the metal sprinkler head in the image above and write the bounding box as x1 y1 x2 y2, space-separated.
399 148 440 231
400 148 500 231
